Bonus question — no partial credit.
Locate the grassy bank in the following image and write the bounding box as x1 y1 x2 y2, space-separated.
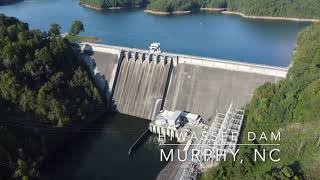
65 35 101 43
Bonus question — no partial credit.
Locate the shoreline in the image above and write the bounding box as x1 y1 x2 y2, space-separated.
79 2 319 22
81 36 102 43
200 7 226 12
143 8 320 22
80 2 104 10
145 9 191 15
65 35 102 43
80 2 141 11
222 11 320 22
145 8 225 15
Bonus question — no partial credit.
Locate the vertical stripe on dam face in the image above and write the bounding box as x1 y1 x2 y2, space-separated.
80 43 287 121
163 63 278 120
112 52 171 120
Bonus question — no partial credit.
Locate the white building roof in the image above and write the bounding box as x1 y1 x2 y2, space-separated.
168 111 181 122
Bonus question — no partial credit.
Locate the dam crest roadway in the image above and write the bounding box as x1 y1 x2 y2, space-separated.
78 42 287 121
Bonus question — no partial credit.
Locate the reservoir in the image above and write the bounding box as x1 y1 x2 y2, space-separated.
0 0 309 179
0 0 308 66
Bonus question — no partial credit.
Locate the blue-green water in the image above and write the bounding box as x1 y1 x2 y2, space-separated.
0 0 308 66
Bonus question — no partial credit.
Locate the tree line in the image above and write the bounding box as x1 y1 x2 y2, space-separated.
227 0 320 19
80 0 148 8
0 14 105 179
147 0 320 19
201 24 320 180
147 0 226 12
81 0 320 19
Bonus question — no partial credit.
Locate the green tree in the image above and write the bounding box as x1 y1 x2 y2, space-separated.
48 23 61 37
70 20 84 35
0 14 105 179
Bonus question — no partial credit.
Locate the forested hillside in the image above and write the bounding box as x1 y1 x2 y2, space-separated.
0 14 104 179
145 0 320 19
79 0 320 19
227 0 320 19
201 24 320 179
147 0 226 12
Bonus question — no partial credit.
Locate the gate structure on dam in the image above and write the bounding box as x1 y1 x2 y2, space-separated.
78 43 287 121
112 51 172 119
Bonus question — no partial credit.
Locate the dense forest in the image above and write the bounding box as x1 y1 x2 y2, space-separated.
80 0 320 19
80 0 148 8
0 14 104 179
79 0 227 12
147 0 226 12
201 24 320 179
146 0 320 18
227 0 320 19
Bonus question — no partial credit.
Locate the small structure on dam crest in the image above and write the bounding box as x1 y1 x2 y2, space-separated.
77 42 287 122
77 42 288 180
149 42 162 53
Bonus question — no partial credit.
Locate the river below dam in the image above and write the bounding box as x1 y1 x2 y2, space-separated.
43 113 175 180
0 0 311 179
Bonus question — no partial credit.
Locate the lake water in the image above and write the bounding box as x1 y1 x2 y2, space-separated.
0 1 310 179
0 0 309 66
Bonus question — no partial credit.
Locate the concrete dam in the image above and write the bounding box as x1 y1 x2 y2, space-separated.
79 43 287 121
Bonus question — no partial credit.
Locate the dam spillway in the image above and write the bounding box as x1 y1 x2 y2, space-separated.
79 43 287 120
112 51 171 119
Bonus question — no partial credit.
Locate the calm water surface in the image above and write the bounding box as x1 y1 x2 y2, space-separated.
0 0 309 66
44 113 173 180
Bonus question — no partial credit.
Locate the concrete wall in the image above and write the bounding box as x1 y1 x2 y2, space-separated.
112 51 172 119
79 43 288 120
163 61 277 120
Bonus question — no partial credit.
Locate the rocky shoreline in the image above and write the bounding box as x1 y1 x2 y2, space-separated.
80 2 104 10
144 9 191 15
144 8 226 15
222 11 320 22
200 7 226 12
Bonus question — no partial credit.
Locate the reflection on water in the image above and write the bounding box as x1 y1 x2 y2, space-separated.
44 113 176 180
